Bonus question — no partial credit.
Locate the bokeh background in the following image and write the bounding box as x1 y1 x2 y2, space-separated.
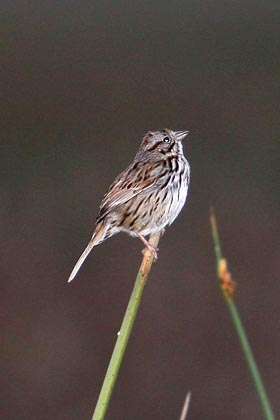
2 1 279 419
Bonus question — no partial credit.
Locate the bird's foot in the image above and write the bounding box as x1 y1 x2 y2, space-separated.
141 244 159 260
137 232 159 260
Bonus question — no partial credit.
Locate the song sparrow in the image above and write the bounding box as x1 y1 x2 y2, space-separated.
68 128 190 282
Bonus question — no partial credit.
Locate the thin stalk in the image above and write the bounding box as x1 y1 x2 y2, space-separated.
210 209 275 420
92 231 162 420
179 391 192 420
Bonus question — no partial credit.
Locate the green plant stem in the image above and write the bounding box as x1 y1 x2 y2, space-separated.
210 209 275 420
92 231 161 420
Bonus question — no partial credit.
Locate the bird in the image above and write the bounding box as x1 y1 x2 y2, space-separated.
68 128 190 282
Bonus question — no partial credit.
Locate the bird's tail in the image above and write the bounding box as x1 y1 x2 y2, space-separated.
68 221 107 283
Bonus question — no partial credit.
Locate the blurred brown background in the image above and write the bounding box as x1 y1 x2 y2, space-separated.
1 1 279 419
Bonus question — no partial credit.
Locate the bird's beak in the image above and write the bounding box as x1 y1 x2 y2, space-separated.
174 130 189 141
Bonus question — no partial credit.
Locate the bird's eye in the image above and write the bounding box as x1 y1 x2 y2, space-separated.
163 136 170 143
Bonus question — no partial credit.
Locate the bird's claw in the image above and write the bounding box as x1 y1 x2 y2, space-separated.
142 245 159 260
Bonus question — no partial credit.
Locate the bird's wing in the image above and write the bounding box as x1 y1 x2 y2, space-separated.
97 160 164 219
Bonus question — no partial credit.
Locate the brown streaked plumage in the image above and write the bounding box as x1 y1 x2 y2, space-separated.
68 129 190 282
